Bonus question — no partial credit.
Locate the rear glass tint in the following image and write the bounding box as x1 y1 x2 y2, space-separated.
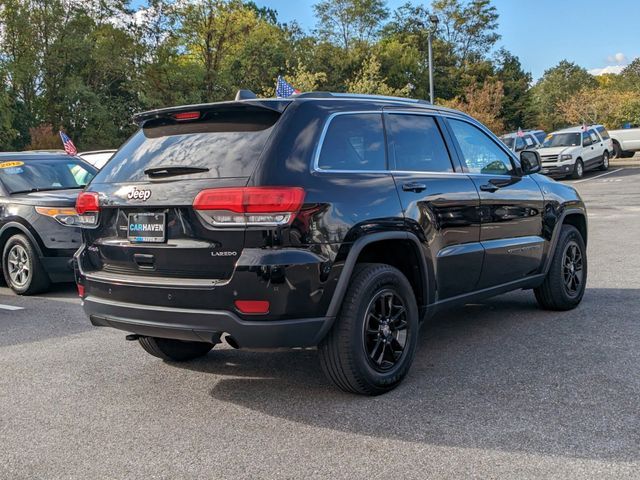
92 106 280 184
317 113 386 171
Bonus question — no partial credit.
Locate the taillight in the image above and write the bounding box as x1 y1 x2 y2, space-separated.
193 187 305 227
234 300 270 315
75 192 100 228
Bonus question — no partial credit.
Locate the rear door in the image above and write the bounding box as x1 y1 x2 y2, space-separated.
385 111 482 300
82 104 281 282
444 117 545 289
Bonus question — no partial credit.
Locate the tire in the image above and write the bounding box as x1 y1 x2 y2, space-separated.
571 159 584 179
138 337 214 361
318 263 419 395
534 225 587 311
599 151 609 171
2 234 50 295
612 141 622 159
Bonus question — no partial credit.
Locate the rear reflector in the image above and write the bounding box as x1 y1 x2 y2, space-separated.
234 300 270 315
172 111 201 121
77 284 85 298
193 187 305 227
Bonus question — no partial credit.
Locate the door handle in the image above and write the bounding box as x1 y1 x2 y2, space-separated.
479 183 500 193
402 182 427 193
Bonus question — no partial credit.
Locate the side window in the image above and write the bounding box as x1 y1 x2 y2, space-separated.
589 130 599 143
317 113 386 171
514 136 526 151
597 127 610 140
582 133 592 146
448 119 514 175
385 114 453 172
524 135 536 147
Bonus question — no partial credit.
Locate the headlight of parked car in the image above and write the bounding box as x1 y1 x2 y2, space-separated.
559 154 573 161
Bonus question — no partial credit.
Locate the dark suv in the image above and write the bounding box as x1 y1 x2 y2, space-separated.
75 92 587 395
0 152 96 294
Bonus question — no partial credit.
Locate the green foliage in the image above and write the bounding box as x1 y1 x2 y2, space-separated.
1 0 637 150
531 60 598 131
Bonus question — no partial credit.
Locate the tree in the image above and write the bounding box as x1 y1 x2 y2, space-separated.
346 55 411 96
441 80 505 133
494 48 534 130
314 0 388 51
531 60 597 131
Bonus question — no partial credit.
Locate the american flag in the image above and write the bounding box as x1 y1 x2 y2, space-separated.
517 128 524 137
276 76 300 98
59 131 77 156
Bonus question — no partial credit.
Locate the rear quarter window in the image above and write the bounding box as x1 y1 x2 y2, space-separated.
92 107 280 184
317 113 386 171
596 127 610 140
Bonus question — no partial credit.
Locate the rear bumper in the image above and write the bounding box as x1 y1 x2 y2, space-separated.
84 295 333 348
41 256 75 283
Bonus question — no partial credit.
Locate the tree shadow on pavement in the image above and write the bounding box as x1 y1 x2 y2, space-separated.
176 287 640 462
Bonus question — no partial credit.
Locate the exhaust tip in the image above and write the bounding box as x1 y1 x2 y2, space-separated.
225 335 240 349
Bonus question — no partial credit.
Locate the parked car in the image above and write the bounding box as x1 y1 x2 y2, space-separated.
608 124 640 158
0 152 97 294
79 150 116 169
537 126 610 179
75 92 588 395
499 129 545 152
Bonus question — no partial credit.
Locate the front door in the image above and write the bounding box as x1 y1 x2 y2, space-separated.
385 112 483 301
445 117 545 289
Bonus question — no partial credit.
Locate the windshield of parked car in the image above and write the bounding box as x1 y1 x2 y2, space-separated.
542 133 581 148
0 158 96 194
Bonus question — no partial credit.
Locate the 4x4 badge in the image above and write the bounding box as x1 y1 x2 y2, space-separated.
128 187 152 201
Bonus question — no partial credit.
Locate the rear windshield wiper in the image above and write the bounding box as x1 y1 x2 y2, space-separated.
10 186 84 194
144 166 210 178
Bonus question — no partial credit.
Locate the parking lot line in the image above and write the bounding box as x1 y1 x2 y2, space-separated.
0 304 24 311
572 168 623 184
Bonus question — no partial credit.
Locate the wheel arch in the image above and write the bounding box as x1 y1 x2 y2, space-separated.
325 232 430 320
0 222 46 259
543 209 587 274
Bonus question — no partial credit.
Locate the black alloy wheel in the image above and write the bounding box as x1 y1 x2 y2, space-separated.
562 241 584 297
363 289 409 372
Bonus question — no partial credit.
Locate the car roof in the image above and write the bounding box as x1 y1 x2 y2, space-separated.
79 150 117 156
0 151 82 161
553 126 592 134
133 91 473 126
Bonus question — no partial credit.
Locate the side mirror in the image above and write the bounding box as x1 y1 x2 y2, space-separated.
520 150 541 175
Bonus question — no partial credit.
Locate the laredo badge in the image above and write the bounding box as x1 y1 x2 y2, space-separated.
128 187 152 201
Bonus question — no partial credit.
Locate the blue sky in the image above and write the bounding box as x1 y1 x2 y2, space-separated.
250 0 640 79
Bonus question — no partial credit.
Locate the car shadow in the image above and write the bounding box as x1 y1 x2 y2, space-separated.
175 287 640 462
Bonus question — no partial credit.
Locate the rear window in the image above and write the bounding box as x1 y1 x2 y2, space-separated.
0 158 96 194
92 106 280 184
596 126 610 140
317 113 386 171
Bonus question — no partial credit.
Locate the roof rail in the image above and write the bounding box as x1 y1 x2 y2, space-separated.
294 91 430 105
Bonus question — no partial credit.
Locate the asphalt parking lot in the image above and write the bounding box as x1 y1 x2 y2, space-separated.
1 167 639 479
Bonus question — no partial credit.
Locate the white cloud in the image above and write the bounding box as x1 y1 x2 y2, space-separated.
589 65 626 76
606 52 627 64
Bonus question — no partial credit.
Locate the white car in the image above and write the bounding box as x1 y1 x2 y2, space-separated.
499 130 545 153
78 150 116 170
607 124 640 158
537 126 610 179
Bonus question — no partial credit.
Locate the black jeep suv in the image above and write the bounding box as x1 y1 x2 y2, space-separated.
75 92 587 395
